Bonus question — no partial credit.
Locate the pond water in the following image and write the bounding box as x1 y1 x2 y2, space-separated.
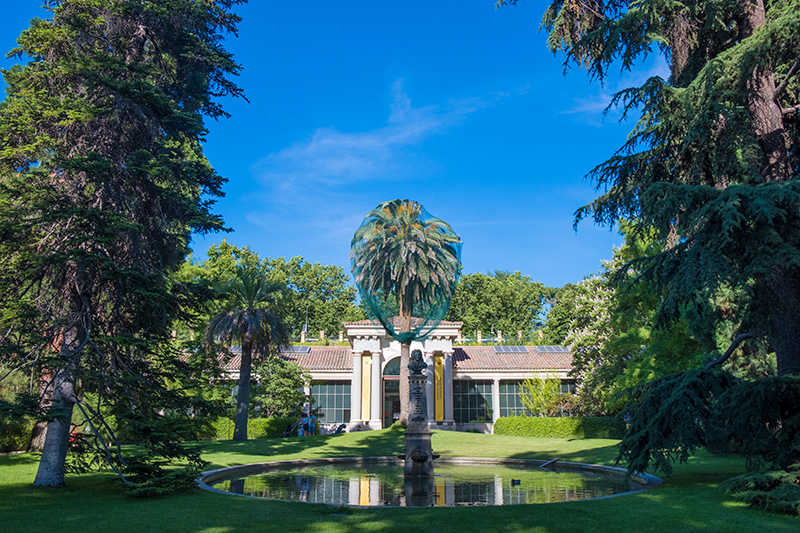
206 461 639 507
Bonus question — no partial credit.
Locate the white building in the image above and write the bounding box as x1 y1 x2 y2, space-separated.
224 320 574 433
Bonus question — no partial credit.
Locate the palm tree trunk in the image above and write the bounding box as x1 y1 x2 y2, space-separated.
233 338 252 441
398 305 412 426
399 341 410 425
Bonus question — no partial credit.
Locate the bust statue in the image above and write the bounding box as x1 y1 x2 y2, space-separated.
408 349 427 375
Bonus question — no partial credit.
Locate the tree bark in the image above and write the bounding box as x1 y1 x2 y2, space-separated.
233 337 252 441
770 268 800 376
399 342 410 426
29 367 54 452
33 335 81 487
34 262 91 487
737 0 800 376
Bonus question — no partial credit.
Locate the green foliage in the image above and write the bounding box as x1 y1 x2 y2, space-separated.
447 271 550 341
252 358 312 419
493 416 625 439
523 0 800 376
176 242 365 342
618 370 800 479
350 199 462 344
203 416 297 441
722 469 800 516
122 465 206 498
0 417 34 453
0 0 246 487
519 375 561 416
205 265 291 441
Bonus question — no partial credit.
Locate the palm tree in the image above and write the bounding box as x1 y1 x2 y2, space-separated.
351 199 462 424
205 266 290 441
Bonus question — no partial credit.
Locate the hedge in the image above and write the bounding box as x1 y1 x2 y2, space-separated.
493 416 625 439
202 416 298 441
0 418 35 453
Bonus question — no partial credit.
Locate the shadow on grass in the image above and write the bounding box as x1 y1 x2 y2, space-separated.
3 431 797 533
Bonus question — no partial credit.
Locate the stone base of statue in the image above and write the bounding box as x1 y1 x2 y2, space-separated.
405 371 435 476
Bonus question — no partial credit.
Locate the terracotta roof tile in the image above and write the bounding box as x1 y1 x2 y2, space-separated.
342 319 463 328
282 347 352 371
453 346 572 371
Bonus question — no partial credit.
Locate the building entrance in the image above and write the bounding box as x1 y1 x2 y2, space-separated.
383 380 400 428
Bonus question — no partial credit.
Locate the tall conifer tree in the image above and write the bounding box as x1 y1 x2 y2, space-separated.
0 0 244 487
500 0 800 375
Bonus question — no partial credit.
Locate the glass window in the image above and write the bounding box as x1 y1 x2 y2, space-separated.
559 380 576 394
383 357 401 376
453 380 493 423
499 380 532 417
311 380 351 424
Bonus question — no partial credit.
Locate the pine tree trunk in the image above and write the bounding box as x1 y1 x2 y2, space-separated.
770 268 800 376
33 341 80 487
29 367 54 451
737 0 800 376
33 266 90 487
233 338 252 441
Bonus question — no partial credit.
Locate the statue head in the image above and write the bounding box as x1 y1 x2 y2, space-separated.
409 349 427 375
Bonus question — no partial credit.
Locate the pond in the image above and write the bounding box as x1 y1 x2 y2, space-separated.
199 457 659 507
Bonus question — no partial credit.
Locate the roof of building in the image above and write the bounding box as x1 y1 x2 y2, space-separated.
219 346 353 373
342 319 464 328
219 345 571 374
453 346 572 371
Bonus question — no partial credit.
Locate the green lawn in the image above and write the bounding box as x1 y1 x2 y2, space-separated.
1 426 797 532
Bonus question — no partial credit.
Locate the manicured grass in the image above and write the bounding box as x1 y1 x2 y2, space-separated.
1 426 798 532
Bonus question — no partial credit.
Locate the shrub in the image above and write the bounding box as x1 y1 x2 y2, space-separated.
493 416 625 439
203 416 297 441
0 417 34 452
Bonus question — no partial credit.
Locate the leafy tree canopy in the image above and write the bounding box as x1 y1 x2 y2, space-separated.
178 241 365 342
447 270 550 342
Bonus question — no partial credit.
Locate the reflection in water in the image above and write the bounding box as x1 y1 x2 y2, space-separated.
211 463 633 507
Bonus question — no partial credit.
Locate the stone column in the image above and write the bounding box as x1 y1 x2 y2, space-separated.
492 379 501 423
350 351 362 427
370 351 382 427
425 351 435 423
443 351 454 423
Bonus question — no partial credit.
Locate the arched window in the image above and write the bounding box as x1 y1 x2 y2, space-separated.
383 357 401 376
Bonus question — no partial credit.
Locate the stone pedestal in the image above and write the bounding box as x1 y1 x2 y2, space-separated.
405 351 435 477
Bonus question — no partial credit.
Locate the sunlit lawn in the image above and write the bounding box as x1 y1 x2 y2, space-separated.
1 426 798 532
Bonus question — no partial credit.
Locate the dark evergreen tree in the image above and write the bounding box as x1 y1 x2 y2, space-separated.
499 0 800 512
0 0 244 488
499 0 800 373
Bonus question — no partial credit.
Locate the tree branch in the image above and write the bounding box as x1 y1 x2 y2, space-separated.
775 58 800 101
704 332 755 370
782 104 800 115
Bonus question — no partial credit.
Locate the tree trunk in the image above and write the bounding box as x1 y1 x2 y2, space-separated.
29 367 54 452
737 0 795 182
737 0 800 376
399 342 410 426
33 367 77 487
34 270 90 487
770 268 800 376
233 338 252 441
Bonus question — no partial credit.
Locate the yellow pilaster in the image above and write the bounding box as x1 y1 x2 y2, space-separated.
361 356 371 421
434 355 444 421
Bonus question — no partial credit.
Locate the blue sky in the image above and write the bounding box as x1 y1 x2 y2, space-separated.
1 1 668 288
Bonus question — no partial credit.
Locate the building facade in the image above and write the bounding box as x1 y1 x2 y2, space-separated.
224 320 574 433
